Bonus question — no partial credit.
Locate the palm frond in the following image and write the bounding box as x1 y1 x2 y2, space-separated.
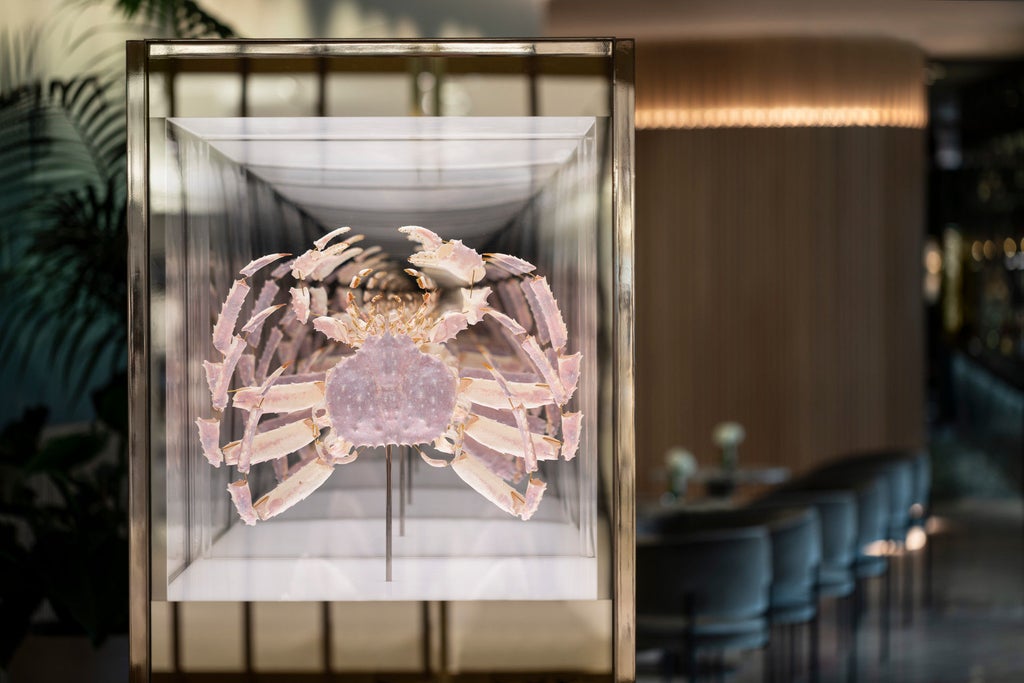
111 0 235 38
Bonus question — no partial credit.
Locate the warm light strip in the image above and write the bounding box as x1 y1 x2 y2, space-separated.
637 106 927 130
636 39 928 130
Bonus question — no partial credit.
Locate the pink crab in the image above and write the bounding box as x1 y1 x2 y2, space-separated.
195 226 582 529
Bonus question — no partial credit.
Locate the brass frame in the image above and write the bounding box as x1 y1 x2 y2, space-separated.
126 38 635 683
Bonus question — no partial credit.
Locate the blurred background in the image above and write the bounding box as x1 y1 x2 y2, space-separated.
0 1 1022 682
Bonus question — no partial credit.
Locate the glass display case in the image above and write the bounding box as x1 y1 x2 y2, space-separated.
128 39 634 681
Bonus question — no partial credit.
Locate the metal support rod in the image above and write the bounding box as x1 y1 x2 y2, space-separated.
399 444 406 536
386 445 393 582
407 445 414 505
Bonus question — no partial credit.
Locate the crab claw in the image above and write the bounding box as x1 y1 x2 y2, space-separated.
401 226 486 287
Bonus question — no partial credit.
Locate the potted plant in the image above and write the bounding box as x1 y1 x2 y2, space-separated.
0 3 233 680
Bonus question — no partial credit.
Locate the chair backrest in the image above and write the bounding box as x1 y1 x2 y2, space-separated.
817 451 919 539
646 506 821 607
777 469 890 550
637 526 772 623
748 505 821 606
754 490 856 572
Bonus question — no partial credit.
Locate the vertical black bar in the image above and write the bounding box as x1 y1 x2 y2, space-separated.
527 55 539 117
421 601 432 678
243 602 254 681
321 602 332 680
439 601 450 683
171 602 182 681
431 58 442 116
316 56 327 117
410 57 422 116
240 57 249 117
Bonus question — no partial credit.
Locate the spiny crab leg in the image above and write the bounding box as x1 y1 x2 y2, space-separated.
449 449 545 521
233 381 325 413
462 377 551 410
463 414 560 462
483 252 536 277
253 456 335 521
223 418 318 467
521 276 569 352
227 479 258 525
480 349 538 473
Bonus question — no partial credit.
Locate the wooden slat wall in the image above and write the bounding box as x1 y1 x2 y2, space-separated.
635 127 925 498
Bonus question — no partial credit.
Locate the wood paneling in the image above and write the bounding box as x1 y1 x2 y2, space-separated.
635 127 925 498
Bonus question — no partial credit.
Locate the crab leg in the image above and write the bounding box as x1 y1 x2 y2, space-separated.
227 479 259 525
292 239 365 281
450 451 527 518
213 280 250 354
248 281 280 348
256 327 284 382
462 435 524 482
461 287 492 324
204 336 247 411
520 477 547 521
401 226 486 286
309 287 328 317
271 258 295 279
430 312 469 343
558 352 582 402
236 353 256 387
314 226 351 251
482 359 538 472
484 309 528 337
521 277 568 352
253 456 335 521
311 247 363 281
223 418 318 467
290 287 311 324
240 253 290 278
521 337 567 404
316 434 359 465
560 411 583 461
235 366 289 474
313 316 354 345
462 377 551 410
464 414 560 462
497 278 534 332
419 448 451 468
234 382 323 413
483 252 536 277
195 417 223 467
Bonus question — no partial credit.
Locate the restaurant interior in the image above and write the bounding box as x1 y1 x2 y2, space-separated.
0 1 1022 682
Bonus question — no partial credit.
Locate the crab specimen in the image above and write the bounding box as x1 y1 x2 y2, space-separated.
196 226 582 530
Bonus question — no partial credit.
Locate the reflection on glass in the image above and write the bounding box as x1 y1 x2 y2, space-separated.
138 42 630 679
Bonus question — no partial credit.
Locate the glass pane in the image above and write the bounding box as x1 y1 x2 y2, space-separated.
140 44 625 680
